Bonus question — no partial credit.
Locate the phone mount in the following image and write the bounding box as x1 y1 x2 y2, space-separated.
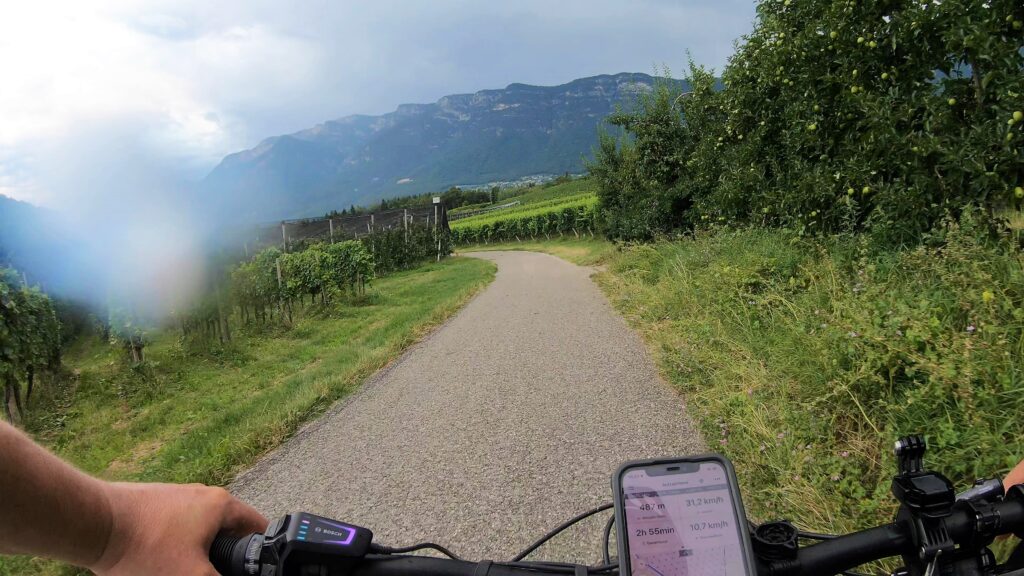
891 435 1004 576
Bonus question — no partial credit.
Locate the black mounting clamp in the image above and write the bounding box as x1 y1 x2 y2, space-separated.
895 435 927 476
890 435 958 572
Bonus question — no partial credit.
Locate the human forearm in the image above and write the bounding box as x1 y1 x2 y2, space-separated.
0 421 113 566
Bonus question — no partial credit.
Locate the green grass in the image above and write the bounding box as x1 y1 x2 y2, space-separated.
450 194 596 229
500 178 595 206
455 237 614 267
2 256 495 576
448 178 596 217
595 226 1024 537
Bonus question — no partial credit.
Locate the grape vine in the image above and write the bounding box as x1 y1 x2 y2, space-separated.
0 268 61 422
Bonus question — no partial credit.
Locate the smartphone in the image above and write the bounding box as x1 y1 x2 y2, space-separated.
612 455 756 576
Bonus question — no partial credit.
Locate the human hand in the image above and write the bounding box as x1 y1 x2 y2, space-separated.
89 482 268 576
1005 459 1024 492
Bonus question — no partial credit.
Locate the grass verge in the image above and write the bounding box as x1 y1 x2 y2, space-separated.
2 256 495 576
455 237 615 267
595 225 1023 538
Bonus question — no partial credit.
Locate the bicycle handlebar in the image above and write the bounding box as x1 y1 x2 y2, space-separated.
212 435 1024 576
210 495 1024 576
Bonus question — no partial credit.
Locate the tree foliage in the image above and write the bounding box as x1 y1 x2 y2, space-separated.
591 0 1024 244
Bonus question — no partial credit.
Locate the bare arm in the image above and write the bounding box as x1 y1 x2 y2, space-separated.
1006 459 1024 491
0 422 267 575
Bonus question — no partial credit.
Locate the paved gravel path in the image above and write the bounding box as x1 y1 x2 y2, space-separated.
232 251 703 564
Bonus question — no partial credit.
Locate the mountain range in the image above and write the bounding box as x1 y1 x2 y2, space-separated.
1 72 681 291
203 72 680 221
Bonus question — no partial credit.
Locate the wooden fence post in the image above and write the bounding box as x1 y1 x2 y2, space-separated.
275 258 284 318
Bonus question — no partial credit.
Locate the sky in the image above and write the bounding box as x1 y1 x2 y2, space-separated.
0 0 757 208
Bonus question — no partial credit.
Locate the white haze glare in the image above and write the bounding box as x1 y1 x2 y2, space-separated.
33 116 210 318
0 0 756 317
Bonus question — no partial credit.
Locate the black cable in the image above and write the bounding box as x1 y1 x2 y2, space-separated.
601 514 615 565
495 561 619 574
510 503 614 562
798 530 838 541
370 542 463 560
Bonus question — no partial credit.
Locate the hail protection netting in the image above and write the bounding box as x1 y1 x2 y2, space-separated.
231 204 451 276
240 205 447 253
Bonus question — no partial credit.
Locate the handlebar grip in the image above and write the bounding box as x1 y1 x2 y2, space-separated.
209 533 251 576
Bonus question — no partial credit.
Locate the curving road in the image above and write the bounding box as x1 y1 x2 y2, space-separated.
232 251 704 564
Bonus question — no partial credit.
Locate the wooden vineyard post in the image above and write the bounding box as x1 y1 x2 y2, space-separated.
404 209 408 244
275 258 284 319
329 219 334 243
281 222 288 251
432 197 441 262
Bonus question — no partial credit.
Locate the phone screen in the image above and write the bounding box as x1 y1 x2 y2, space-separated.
620 461 750 576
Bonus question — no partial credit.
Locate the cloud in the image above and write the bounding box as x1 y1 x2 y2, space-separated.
0 0 755 316
0 0 754 205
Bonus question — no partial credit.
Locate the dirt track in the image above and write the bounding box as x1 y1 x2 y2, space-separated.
232 251 703 563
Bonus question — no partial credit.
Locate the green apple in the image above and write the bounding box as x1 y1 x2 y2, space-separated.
947 98 957 106
1015 187 1024 199
1014 111 1023 122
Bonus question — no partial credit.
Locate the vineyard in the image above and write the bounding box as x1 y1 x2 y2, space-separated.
174 216 450 346
450 193 598 244
242 204 447 255
0 269 61 423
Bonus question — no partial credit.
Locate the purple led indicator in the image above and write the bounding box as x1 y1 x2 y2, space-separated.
318 520 357 546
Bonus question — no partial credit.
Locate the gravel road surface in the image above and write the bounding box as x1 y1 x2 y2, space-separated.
232 251 704 563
